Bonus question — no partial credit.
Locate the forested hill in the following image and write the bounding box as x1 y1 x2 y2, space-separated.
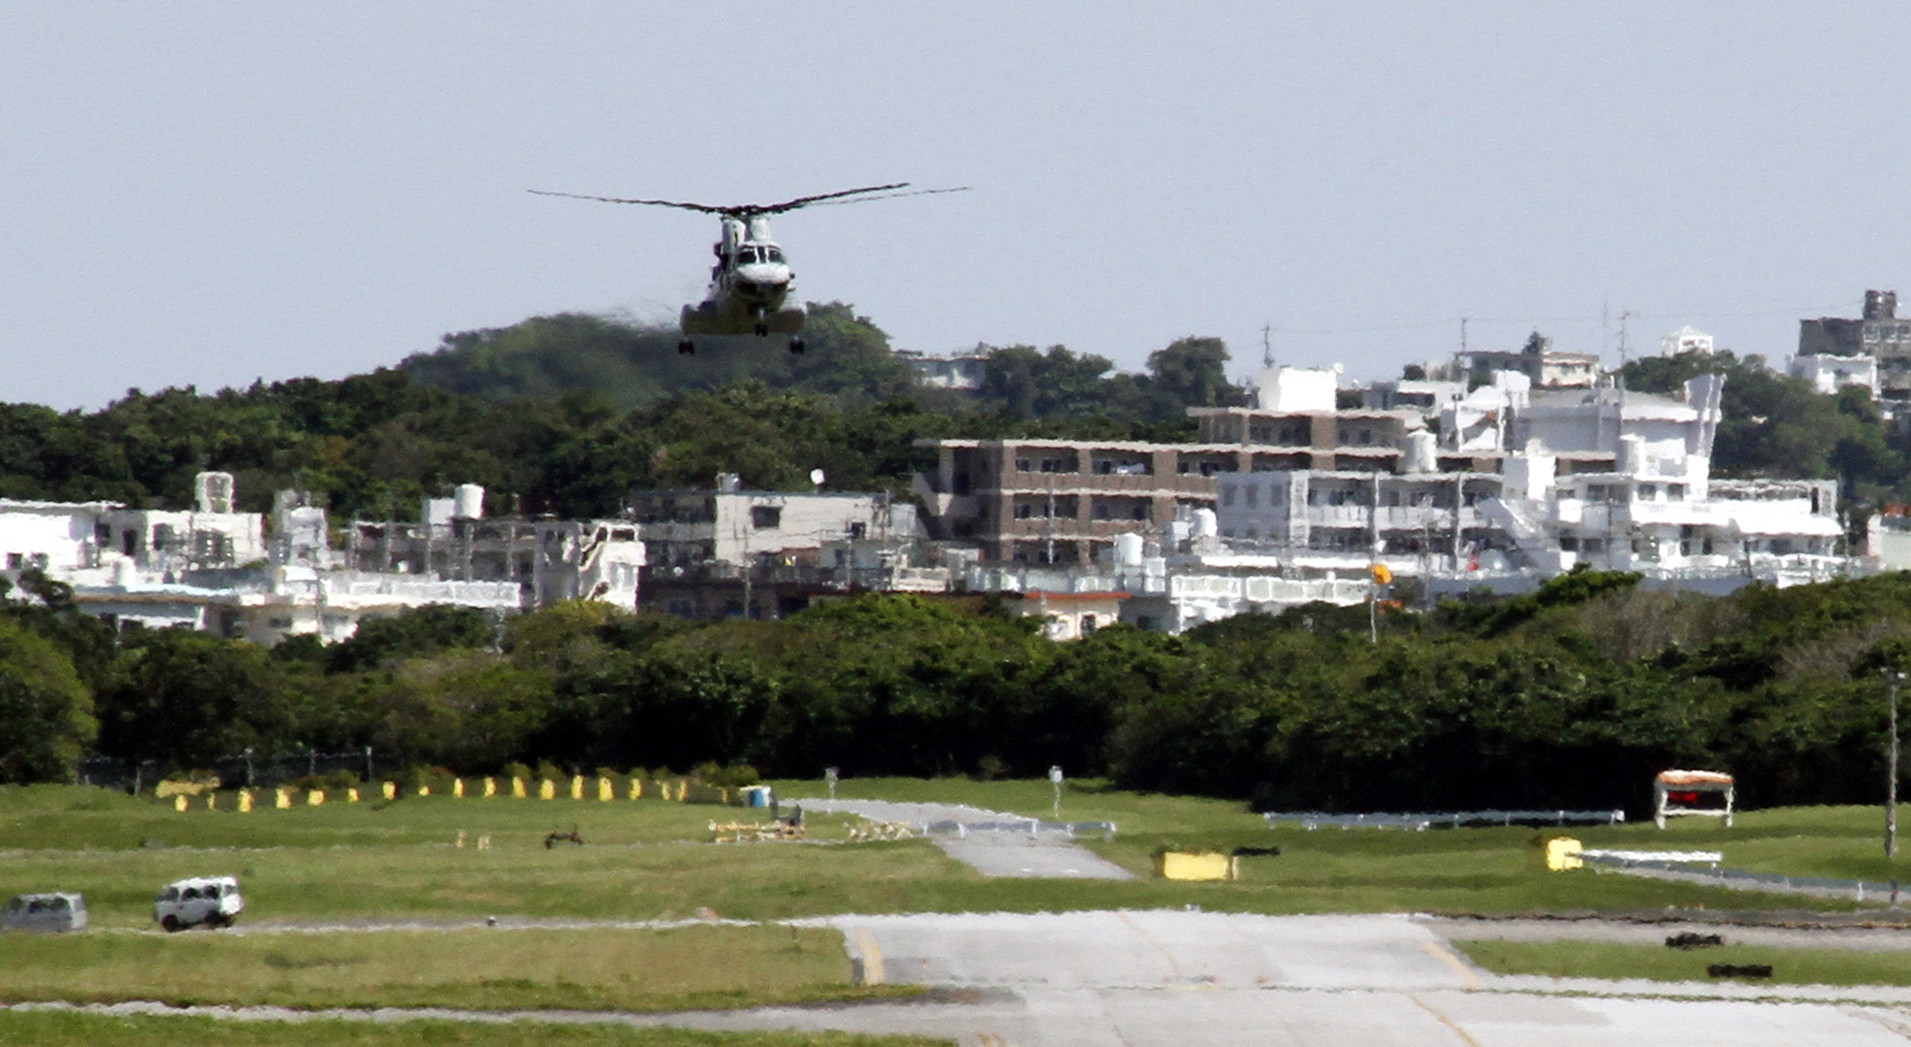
0 303 1242 522
397 303 915 409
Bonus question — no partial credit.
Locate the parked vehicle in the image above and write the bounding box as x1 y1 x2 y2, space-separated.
2 892 87 933
153 876 243 931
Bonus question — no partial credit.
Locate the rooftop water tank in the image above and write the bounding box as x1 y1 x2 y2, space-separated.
1192 508 1218 538
453 484 485 520
1115 532 1145 567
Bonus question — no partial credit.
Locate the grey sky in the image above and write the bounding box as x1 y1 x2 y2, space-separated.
5 2 1907 410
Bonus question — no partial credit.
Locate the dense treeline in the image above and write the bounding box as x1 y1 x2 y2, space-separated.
0 304 1238 520
11 567 1911 815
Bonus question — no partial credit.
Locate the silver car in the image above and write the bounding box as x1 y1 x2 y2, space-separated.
2 892 88 933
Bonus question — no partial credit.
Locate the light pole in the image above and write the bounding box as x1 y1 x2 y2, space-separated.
1887 669 1904 860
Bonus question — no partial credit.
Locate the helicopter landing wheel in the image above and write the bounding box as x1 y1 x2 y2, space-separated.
677 339 694 355
788 337 805 355
753 322 768 337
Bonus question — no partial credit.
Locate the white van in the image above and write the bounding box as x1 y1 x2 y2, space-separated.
153 876 244 931
2 892 87 933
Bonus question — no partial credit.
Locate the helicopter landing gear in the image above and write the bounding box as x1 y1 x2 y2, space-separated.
677 339 694 355
788 337 805 355
753 321 769 337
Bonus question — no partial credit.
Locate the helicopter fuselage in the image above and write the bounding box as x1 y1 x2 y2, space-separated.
681 215 803 337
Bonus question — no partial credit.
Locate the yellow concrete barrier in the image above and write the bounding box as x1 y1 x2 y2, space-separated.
205 793 217 811
275 788 293 810
512 776 526 798
453 778 465 799
539 779 556 800
628 778 642 800
570 775 584 800
1155 851 1238 881
597 776 613 802
417 785 431 797
308 789 324 806
382 781 397 801
1546 837 1584 871
238 790 253 813
347 787 360 803
174 795 188 812
483 777 497 798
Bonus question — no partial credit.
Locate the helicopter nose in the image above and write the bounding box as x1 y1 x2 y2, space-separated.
735 266 790 297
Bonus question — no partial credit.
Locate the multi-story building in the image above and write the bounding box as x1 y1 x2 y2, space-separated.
628 476 913 568
1459 333 1600 389
0 474 633 645
1798 289 1911 400
915 366 1433 565
346 489 644 610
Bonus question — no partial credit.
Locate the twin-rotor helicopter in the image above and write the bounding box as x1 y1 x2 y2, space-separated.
531 182 967 354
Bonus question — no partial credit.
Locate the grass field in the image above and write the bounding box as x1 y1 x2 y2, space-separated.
1454 938 1911 987
2 780 1892 932
0 924 909 1013
0 1011 947 1047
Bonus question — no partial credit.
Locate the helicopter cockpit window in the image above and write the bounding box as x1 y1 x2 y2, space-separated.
765 247 784 263
736 246 761 265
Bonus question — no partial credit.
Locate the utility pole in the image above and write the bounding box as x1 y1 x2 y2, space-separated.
1888 669 1905 859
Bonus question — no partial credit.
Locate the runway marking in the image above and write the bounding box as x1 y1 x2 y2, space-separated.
1117 911 1186 982
854 929 885 985
1409 993 1484 1047
1420 938 1485 989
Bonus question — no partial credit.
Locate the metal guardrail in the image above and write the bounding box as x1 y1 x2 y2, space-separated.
1581 852 1900 902
921 819 1118 839
1263 809 1626 831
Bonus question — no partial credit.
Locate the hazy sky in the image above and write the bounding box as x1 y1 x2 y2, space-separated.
6 2 1909 410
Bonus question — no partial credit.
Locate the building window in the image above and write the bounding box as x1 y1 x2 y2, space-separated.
750 506 782 530
1081 614 1098 634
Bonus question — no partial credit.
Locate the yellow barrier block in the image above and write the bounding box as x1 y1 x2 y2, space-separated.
483 777 497 798
205 793 217 811
238 790 253 813
417 785 431 797
570 775 584 800
308 790 324 806
512 776 527 798
453 778 465 799
1155 851 1238 881
1546 837 1584 871
382 781 397 801
629 778 642 800
347 787 360 803
275 788 293 809
456 830 467 848
597 776 612 801
174 795 188 812
539 779 556 800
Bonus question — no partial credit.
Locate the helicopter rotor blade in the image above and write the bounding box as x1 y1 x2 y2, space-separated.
527 190 731 214
745 182 912 215
529 182 966 217
807 185 972 207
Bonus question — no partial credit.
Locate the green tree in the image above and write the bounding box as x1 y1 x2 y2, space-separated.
0 620 95 783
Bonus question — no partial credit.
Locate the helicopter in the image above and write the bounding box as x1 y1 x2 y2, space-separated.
530 182 967 354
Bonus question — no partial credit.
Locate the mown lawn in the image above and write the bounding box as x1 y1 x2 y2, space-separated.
0 1011 947 1047
0 924 912 1013
2 781 1887 932
1456 938 1911 987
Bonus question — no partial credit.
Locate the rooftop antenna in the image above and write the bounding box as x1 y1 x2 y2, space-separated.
1459 316 1469 354
1261 322 1274 368
1617 309 1634 391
